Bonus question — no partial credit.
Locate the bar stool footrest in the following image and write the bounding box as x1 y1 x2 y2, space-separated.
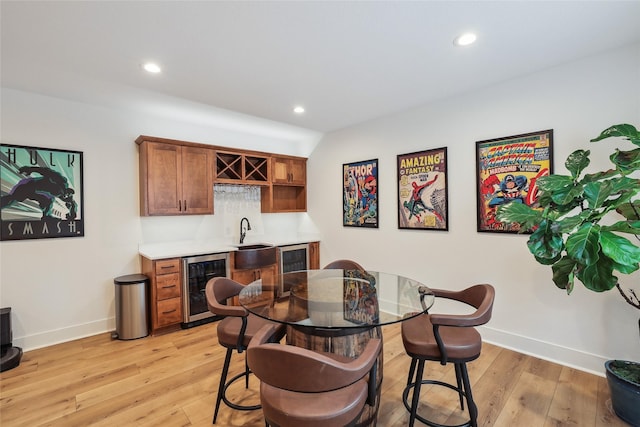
221 370 261 411
402 379 472 427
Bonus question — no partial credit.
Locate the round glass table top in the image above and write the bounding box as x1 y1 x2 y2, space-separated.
238 269 434 330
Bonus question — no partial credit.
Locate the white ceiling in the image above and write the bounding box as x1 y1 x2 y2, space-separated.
2 1 640 134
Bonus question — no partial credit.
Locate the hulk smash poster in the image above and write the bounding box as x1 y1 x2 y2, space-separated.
1 144 84 240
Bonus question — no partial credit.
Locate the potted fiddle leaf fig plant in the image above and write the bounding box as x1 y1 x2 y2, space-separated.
496 123 640 425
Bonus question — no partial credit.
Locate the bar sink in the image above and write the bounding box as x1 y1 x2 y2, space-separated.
236 244 273 250
233 244 277 270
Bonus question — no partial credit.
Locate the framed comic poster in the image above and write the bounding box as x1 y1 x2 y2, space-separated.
476 129 553 233
343 158 378 228
343 269 379 325
397 147 448 230
1 144 84 241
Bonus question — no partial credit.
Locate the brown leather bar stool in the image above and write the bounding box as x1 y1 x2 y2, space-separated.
248 324 382 427
323 259 366 272
401 284 495 427
205 277 286 424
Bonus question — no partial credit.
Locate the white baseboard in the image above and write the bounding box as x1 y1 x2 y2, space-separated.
13 317 116 352
479 325 608 377
14 319 608 378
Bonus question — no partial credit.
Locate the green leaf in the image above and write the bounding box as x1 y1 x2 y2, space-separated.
591 124 640 147
577 256 618 292
616 201 640 220
495 202 541 231
565 223 601 265
537 175 574 192
565 149 590 179
527 220 564 264
551 257 577 293
608 176 639 194
583 169 618 183
537 175 584 206
553 211 589 233
603 220 640 234
600 230 640 270
610 148 640 175
583 181 613 210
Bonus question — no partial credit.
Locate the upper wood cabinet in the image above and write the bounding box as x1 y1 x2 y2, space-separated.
138 140 213 216
136 135 307 215
216 150 270 184
272 156 306 185
262 155 307 213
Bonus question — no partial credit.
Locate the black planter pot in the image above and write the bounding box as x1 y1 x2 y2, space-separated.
605 360 640 426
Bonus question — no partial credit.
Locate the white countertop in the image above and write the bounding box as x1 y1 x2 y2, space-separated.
139 235 320 260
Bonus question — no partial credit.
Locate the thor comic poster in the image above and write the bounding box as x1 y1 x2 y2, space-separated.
343 159 378 228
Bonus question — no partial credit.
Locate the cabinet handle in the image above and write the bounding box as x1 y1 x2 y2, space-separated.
184 200 187 211
162 284 176 289
162 309 177 314
179 200 182 211
160 265 173 270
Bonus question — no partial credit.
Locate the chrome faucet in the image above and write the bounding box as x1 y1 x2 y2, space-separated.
239 217 251 244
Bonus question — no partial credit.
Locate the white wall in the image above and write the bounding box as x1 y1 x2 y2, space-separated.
308 43 640 375
2 43 638 375
0 88 321 350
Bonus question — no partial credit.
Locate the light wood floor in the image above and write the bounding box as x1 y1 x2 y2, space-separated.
0 321 628 427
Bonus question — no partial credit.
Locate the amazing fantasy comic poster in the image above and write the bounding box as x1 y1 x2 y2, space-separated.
343 158 378 228
397 148 448 230
1 144 84 241
476 130 553 233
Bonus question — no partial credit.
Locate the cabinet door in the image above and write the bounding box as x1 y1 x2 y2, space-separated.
231 269 261 285
287 158 306 185
272 157 291 184
145 143 182 215
231 264 277 285
272 157 306 185
142 143 213 215
181 146 213 214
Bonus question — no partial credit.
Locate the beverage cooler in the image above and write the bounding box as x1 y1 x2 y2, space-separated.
279 243 310 273
182 253 230 327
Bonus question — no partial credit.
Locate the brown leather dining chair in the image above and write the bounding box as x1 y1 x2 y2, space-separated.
401 284 495 427
247 323 382 427
323 259 366 272
205 277 286 424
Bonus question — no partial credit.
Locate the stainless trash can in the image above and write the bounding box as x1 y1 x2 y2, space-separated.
114 274 149 340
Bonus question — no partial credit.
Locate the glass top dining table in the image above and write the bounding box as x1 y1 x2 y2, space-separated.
238 268 435 331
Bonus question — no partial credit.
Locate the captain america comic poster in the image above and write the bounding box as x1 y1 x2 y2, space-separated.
343 159 378 228
397 147 448 230
1 144 84 240
476 130 553 233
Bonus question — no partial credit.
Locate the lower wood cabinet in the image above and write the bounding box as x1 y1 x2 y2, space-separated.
309 241 320 269
231 264 277 285
141 256 183 334
139 242 320 335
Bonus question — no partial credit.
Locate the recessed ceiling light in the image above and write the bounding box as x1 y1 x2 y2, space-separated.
293 106 305 114
142 62 162 73
454 33 477 47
